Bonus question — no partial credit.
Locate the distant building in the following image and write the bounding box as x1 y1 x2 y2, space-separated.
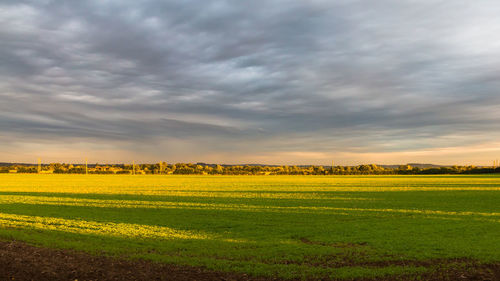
39 170 54 174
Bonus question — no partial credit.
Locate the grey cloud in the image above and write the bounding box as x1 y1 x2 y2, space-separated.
1 0 500 163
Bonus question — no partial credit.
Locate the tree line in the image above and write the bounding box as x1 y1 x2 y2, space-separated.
1 162 499 175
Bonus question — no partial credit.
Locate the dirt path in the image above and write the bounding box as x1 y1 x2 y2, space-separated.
0 240 498 281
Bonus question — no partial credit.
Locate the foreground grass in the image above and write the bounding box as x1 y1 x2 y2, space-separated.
0 174 499 279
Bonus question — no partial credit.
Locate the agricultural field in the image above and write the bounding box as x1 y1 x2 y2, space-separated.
0 174 499 280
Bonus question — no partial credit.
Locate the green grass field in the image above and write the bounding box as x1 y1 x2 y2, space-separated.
0 174 499 279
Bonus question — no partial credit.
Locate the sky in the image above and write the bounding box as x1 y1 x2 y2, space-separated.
1 0 500 165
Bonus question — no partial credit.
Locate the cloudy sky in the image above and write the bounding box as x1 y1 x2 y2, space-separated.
1 0 500 165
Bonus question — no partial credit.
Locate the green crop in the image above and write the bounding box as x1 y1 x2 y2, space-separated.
0 174 499 279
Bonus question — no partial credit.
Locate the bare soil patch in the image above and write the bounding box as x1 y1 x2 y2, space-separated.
0 240 272 281
0 240 498 281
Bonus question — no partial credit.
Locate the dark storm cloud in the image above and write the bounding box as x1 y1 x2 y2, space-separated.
1 0 500 163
